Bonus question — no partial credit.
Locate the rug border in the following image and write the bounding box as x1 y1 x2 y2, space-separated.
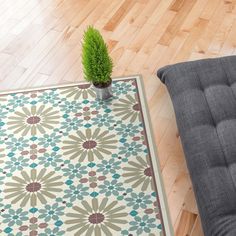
0 75 174 236
133 75 174 236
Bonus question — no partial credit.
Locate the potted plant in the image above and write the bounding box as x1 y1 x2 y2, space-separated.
82 26 113 100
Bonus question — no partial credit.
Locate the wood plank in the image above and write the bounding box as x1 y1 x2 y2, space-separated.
200 0 222 20
168 172 192 226
169 0 186 12
174 18 209 62
207 13 235 54
194 1 229 54
19 30 61 68
219 19 236 55
147 0 174 25
180 0 208 31
110 2 144 41
175 210 197 236
182 188 198 214
140 10 176 55
131 0 161 27
190 216 204 236
158 0 197 46
103 0 135 31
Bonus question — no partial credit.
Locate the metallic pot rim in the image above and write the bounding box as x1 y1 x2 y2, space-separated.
92 79 112 89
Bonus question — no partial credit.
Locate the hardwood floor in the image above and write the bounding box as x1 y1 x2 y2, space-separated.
0 0 235 235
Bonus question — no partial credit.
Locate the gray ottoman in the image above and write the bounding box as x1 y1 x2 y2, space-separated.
157 56 236 236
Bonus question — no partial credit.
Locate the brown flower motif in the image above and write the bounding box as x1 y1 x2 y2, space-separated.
65 198 128 235
4 168 63 207
123 156 155 191
62 128 117 162
7 105 60 136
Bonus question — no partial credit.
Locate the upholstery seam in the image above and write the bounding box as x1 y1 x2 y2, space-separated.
191 63 236 236
219 58 236 189
219 58 236 103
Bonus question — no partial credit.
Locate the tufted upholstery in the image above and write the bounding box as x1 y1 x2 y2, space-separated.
157 56 236 236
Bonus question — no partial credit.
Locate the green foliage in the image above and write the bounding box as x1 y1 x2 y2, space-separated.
82 26 113 86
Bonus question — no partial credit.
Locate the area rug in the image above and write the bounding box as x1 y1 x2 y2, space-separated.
0 75 173 236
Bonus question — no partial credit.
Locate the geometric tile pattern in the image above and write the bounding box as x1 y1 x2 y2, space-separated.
0 78 166 235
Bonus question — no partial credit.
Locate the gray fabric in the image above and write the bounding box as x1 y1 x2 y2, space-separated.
157 56 236 236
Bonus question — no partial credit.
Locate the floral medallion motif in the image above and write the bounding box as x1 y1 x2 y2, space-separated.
113 94 141 122
5 155 29 172
65 198 128 235
2 208 28 227
38 203 65 221
7 94 29 108
123 156 155 191
129 215 157 234
113 81 132 96
7 105 60 136
125 192 152 210
4 168 63 207
61 84 96 100
37 89 60 104
62 128 117 162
